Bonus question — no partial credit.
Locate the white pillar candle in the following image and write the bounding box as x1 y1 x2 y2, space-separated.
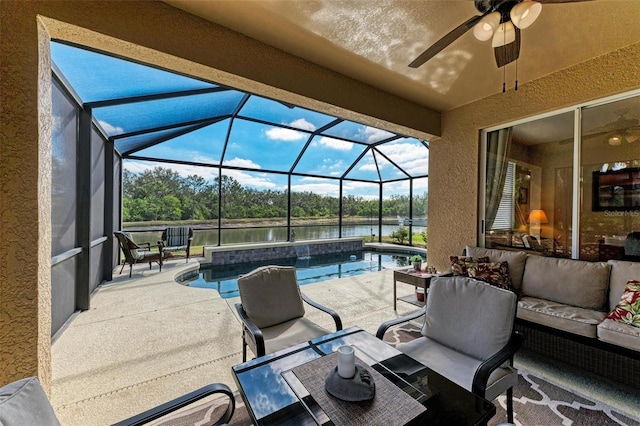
337 345 356 379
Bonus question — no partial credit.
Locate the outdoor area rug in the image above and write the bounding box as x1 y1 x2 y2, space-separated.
153 323 639 426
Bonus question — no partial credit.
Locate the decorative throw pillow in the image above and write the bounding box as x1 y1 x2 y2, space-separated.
467 261 515 292
450 256 490 276
606 279 640 328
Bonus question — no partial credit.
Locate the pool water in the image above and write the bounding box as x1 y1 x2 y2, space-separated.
181 251 414 298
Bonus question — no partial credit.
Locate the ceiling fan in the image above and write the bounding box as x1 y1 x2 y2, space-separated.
588 109 640 146
409 0 592 69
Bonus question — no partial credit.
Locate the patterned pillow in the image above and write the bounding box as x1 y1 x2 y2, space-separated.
606 280 640 328
467 261 515 292
450 256 490 276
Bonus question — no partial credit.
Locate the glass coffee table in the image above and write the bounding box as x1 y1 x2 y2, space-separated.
232 326 495 426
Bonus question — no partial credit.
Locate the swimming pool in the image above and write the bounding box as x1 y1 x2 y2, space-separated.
180 251 416 298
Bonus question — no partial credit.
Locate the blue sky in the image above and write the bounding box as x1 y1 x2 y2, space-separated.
52 41 429 199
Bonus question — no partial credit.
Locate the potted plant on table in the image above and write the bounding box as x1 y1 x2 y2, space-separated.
410 255 423 271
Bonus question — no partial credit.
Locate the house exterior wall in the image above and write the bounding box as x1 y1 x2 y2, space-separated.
428 42 640 272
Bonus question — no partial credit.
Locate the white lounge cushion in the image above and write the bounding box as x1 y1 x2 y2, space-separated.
597 319 640 352
262 317 330 355
423 276 517 360
398 336 517 400
517 296 606 338
238 266 305 328
0 377 60 426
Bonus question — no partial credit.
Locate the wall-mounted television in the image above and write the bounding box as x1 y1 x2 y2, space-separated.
592 167 640 211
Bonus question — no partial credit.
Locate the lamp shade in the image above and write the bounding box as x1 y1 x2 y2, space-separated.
511 1 542 29
492 21 516 47
473 12 501 41
528 209 548 224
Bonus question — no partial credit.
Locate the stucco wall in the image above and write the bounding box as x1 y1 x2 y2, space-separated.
428 42 640 272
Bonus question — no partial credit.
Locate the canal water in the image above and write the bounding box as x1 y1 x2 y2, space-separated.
130 223 426 246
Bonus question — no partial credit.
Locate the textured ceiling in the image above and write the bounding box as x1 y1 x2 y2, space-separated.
164 0 640 113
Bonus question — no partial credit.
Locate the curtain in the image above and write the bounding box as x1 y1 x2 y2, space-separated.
485 127 513 231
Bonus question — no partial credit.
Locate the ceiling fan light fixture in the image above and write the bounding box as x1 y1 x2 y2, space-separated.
608 135 622 146
473 12 501 41
492 21 516 47
511 1 542 29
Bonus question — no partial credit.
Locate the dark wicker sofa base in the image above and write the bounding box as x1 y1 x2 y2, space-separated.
515 319 640 390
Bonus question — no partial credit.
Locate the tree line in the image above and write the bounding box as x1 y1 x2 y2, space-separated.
123 166 427 223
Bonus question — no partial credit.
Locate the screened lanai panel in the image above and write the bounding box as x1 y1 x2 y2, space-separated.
92 90 244 138
291 176 340 225
293 135 367 177
373 151 408 181
376 138 429 177
321 121 396 144
238 96 337 130
345 150 382 182
51 42 218 103
133 120 230 163
223 119 308 172
115 122 217 155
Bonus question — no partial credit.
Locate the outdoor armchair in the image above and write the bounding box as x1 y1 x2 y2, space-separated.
376 276 524 424
0 376 235 426
114 231 163 278
160 226 193 262
235 265 342 362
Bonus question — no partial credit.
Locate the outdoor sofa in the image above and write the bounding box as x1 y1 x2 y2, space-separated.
459 246 640 389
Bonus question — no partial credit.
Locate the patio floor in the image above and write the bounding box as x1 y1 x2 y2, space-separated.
51 257 640 425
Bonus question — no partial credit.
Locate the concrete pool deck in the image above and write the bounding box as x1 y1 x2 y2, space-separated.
51 255 640 425
51 256 422 425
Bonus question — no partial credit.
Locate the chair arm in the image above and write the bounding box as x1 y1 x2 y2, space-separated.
111 383 235 426
472 330 525 397
375 307 426 339
235 303 265 357
301 293 343 331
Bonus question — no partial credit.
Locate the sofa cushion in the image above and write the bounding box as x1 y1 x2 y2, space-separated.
0 376 61 426
597 319 640 352
605 280 640 328
517 296 606 338
449 256 489 276
607 260 640 311
467 261 515 292
521 256 610 310
422 276 517 360
465 246 527 293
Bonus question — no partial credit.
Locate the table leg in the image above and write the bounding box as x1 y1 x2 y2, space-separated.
393 278 397 310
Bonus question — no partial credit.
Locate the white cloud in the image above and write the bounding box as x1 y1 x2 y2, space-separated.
289 118 316 131
124 160 219 181
225 157 261 169
97 120 124 135
265 118 316 141
265 127 305 141
224 169 277 189
317 136 352 151
361 126 394 143
291 181 340 196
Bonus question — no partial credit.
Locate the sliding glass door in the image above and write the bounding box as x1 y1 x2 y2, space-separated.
481 91 639 261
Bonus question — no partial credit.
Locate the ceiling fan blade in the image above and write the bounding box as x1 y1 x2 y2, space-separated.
409 15 483 68
538 0 593 3
494 27 521 68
